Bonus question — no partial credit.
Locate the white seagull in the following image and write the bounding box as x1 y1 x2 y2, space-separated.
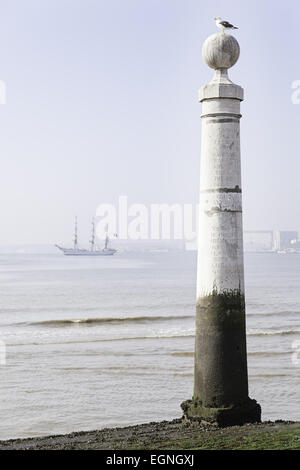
215 17 238 33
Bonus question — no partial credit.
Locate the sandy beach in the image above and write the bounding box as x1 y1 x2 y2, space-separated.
0 419 299 450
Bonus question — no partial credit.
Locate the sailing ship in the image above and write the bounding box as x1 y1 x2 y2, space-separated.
55 217 117 256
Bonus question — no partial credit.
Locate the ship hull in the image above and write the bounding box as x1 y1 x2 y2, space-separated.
55 245 116 256
63 251 116 256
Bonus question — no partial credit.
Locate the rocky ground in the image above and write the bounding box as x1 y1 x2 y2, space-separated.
0 419 299 450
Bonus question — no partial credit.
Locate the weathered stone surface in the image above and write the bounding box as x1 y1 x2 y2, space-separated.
194 291 248 408
202 33 240 70
182 32 261 427
181 399 261 427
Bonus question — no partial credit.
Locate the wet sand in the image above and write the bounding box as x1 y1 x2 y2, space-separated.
0 419 299 450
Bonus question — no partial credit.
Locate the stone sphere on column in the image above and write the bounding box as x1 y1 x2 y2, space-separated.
202 33 240 70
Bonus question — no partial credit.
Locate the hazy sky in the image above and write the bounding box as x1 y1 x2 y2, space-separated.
0 0 299 245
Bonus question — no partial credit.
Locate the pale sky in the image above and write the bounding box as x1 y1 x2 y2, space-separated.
0 0 299 245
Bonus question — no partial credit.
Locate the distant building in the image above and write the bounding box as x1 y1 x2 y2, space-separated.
273 231 299 251
185 231 300 253
244 231 273 252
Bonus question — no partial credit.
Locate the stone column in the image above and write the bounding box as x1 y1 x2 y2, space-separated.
181 33 261 426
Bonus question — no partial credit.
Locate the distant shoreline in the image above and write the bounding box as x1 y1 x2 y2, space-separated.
0 419 299 450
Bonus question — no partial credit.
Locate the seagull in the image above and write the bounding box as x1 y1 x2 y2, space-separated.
215 17 238 34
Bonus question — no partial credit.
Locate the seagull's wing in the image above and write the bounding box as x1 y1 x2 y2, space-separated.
219 21 235 28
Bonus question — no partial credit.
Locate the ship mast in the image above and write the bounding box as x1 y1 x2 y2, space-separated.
74 216 78 251
90 218 95 252
104 233 109 250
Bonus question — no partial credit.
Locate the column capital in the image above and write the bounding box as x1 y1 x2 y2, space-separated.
199 82 244 102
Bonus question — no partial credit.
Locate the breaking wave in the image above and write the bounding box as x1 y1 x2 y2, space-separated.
248 329 300 337
6 332 195 347
171 352 194 357
249 373 288 378
27 315 194 327
170 350 291 358
6 327 300 348
247 310 300 317
248 350 292 356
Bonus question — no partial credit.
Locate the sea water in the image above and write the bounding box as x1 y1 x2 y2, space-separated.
0 251 299 439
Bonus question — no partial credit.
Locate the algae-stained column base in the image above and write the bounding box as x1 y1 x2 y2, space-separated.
181 398 261 427
181 292 261 426
181 33 261 427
